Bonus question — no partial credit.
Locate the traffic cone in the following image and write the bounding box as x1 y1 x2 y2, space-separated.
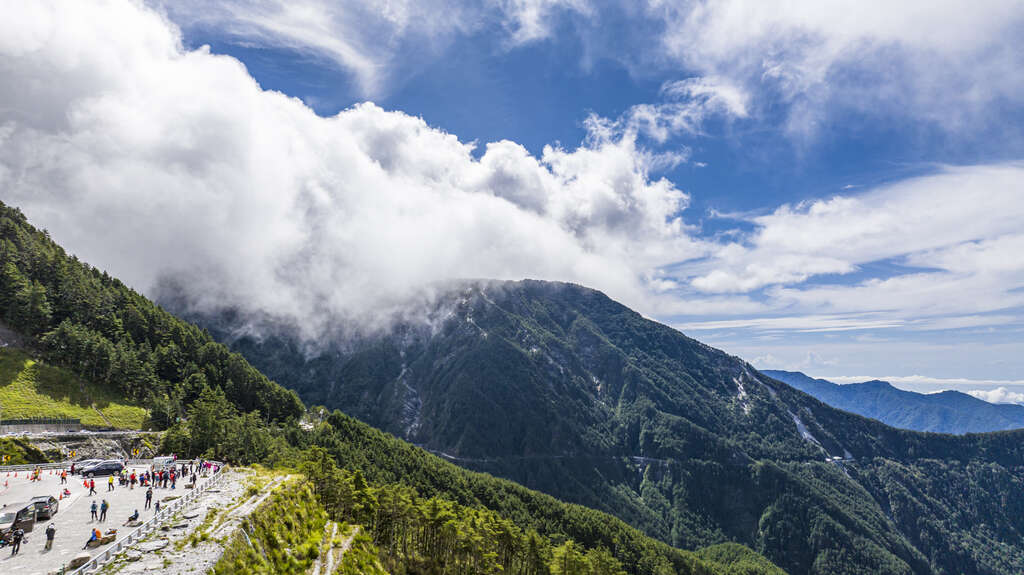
59 492 62 500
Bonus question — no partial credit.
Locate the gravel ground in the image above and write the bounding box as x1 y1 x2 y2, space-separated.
99 470 285 575
0 464 215 575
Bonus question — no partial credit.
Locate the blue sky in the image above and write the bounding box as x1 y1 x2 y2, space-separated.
3 1 1024 398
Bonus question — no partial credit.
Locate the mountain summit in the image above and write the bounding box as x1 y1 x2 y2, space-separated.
175 279 1024 575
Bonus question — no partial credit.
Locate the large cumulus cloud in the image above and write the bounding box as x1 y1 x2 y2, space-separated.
0 0 701 338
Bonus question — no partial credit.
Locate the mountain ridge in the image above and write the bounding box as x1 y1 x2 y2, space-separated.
173 278 1024 575
0 199 785 575
763 369 1024 434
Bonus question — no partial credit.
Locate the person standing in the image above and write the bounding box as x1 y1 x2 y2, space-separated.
145 487 153 510
44 523 56 551
90 500 98 521
10 527 24 555
60 469 67 485
108 475 114 492
154 500 160 514
100 499 109 522
89 478 96 495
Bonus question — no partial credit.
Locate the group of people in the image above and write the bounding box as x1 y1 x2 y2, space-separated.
5 456 219 559
4 523 54 555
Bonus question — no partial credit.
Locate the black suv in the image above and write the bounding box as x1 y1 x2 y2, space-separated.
80 461 124 477
29 495 59 519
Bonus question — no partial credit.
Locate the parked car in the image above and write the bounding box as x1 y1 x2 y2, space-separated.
73 459 103 474
80 460 124 477
0 502 37 536
29 495 58 520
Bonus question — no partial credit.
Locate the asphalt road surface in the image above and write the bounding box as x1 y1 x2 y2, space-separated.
0 464 203 574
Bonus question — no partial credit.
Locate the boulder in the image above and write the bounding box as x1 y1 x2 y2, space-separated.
68 553 91 568
136 538 169 553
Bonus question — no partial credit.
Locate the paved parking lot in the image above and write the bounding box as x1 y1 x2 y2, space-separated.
0 464 205 574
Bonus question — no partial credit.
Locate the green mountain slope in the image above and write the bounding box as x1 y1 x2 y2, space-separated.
0 346 148 428
763 370 1024 434
184 279 1024 575
0 202 784 574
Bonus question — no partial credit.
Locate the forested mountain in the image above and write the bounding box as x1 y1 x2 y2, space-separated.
0 200 783 574
178 278 1024 575
763 370 1024 434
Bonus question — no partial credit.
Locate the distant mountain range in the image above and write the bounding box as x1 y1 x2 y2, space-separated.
763 370 1024 434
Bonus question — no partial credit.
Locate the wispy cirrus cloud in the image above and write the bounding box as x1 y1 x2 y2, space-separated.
650 0 1024 139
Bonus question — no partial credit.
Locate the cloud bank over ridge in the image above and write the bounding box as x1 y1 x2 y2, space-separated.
0 0 703 338
1 0 1023 387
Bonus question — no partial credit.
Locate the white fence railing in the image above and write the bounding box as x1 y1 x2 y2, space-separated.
68 461 226 575
0 458 207 474
0 461 71 473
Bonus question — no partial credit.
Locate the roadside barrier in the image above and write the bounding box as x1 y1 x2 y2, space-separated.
0 458 208 474
69 461 226 574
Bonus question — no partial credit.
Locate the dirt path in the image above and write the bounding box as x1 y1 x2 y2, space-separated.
316 524 359 575
309 521 338 575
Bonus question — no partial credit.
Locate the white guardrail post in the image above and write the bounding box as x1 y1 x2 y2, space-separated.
67 460 226 575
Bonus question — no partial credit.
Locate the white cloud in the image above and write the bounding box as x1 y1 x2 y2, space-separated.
677 314 905 333
159 0 594 97
494 0 592 44
693 165 1024 293
966 387 1024 405
826 375 1024 387
2 0 1024 373
650 0 1024 138
681 165 1024 336
0 0 704 339
161 0 475 96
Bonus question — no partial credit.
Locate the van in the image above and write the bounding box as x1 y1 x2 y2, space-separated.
151 456 176 473
0 502 37 536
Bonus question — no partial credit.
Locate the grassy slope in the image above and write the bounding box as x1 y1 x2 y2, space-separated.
0 347 148 429
0 436 48 464
212 477 329 575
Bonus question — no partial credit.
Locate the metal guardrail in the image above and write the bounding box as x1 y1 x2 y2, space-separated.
69 461 226 574
0 461 72 473
0 417 81 425
0 458 201 474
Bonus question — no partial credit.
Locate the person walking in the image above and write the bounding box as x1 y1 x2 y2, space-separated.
100 499 109 522
145 487 153 510
88 478 96 495
10 527 24 555
44 523 56 551
90 500 98 522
